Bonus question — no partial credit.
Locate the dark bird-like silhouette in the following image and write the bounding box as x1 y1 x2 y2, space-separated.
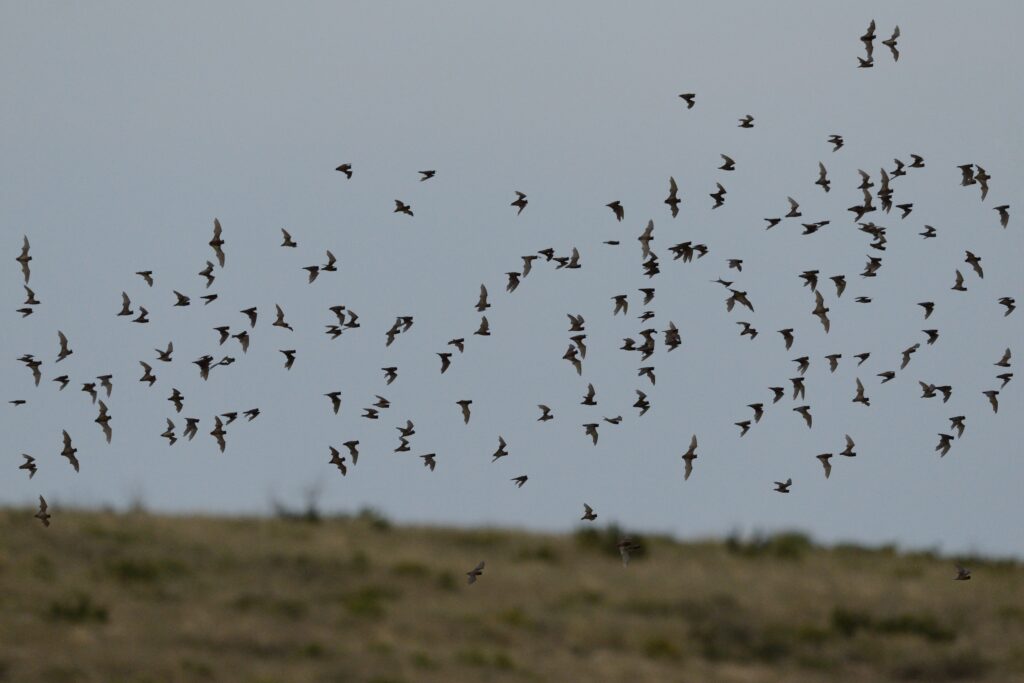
209 219 226 267
241 307 257 328
56 331 73 363
726 289 754 313
954 564 971 581
581 383 597 406
665 177 680 217
825 354 842 373
418 170 436 181
878 370 896 383
816 162 831 192
61 430 79 472
466 561 485 584
168 388 184 414
936 433 954 457
505 271 521 293
778 329 795 350
974 165 991 200
918 301 935 319
581 503 598 521
793 405 813 429
583 423 600 445
335 163 352 178
16 236 31 283
492 436 508 462
449 338 465 353
999 297 1016 316
394 200 413 216
456 399 473 424
511 475 528 488
322 250 337 272
606 201 624 221
273 305 293 331
35 496 50 527
817 453 832 479
852 378 870 406
173 290 191 306
210 417 227 452
769 386 785 404
735 420 751 437
633 390 650 416
719 154 736 171
882 25 900 61
958 164 976 186
773 478 793 493
138 362 156 387
828 134 844 152
20 454 37 479
841 435 856 458
328 447 348 476
710 183 726 209
537 405 553 422
983 390 1000 413
511 191 528 215
920 225 936 239
474 316 490 337
951 270 967 292
786 196 802 218
681 435 698 480
901 344 920 370
812 291 830 333
95 400 113 443
950 416 966 439
182 418 199 441
612 294 628 316
325 391 342 415
678 93 695 108
617 538 642 566
476 284 490 312
995 204 1010 228
964 251 984 278
738 114 754 128
421 453 436 472
737 321 758 339
995 348 1012 368
279 349 296 370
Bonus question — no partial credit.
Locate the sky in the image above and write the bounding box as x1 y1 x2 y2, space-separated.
1 1 1022 557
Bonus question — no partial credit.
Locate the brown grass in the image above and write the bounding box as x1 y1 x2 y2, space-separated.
0 508 1021 682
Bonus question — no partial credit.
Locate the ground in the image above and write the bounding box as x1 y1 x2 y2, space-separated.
0 508 1022 682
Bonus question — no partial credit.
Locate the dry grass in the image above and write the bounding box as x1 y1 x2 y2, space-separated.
0 508 1022 682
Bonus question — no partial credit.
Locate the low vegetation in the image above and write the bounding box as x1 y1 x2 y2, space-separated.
0 507 1021 682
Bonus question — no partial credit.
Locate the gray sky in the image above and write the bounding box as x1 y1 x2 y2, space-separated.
2 2 1022 557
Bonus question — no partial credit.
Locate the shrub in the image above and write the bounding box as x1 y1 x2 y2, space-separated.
47 592 109 623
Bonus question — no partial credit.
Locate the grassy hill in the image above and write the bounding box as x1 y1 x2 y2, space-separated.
0 508 1022 683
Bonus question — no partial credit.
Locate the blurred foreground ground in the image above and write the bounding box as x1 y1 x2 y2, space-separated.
0 507 1022 682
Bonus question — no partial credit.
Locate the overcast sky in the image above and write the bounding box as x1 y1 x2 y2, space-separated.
2 2 1022 557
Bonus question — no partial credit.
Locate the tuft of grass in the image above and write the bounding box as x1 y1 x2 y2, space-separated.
642 636 682 660
341 585 401 618
105 556 185 584
725 530 813 560
46 592 109 624
390 560 430 577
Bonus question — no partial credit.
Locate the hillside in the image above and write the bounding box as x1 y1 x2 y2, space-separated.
0 508 1022 683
